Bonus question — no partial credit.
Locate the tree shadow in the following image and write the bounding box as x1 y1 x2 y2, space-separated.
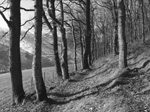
83 68 113 81
128 47 144 60
48 87 89 97
129 58 147 66
45 98 69 105
131 60 150 70
45 88 97 106
95 69 140 91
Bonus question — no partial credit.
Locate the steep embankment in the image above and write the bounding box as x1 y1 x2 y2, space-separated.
30 39 150 112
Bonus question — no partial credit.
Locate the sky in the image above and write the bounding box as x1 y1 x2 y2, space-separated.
0 0 34 30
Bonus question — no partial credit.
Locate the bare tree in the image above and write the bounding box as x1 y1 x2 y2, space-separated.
111 0 119 55
46 0 63 80
117 0 127 69
83 0 91 69
32 0 47 101
140 0 145 43
60 0 69 80
0 0 25 105
71 19 77 71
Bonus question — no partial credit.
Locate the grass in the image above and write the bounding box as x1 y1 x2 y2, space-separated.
0 67 55 111
0 64 77 112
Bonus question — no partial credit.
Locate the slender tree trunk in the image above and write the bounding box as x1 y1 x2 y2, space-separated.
117 0 127 69
103 34 106 56
88 45 92 66
91 34 96 62
71 19 77 71
111 0 119 55
60 0 69 80
9 0 25 105
141 0 145 43
50 0 62 79
32 0 47 101
83 0 91 69
79 23 84 69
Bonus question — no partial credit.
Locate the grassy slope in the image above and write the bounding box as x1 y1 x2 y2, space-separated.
1 38 150 111
0 67 56 112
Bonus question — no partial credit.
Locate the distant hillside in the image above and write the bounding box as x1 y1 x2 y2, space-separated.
0 29 55 71
0 29 82 71
0 29 54 57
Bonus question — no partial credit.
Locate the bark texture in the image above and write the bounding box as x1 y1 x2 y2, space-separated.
83 0 91 69
32 0 47 101
71 19 77 71
111 0 119 55
50 0 62 78
60 0 69 80
9 0 25 105
117 0 128 69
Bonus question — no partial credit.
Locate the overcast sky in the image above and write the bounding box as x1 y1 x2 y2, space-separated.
0 0 34 30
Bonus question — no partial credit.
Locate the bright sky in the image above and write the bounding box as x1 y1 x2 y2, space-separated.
0 0 34 30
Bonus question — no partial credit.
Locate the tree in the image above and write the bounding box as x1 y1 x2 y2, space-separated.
83 0 91 69
32 0 47 101
111 0 119 55
9 0 25 105
45 0 69 80
117 0 127 69
47 0 63 80
71 19 77 71
0 0 25 105
60 0 69 80
140 0 145 43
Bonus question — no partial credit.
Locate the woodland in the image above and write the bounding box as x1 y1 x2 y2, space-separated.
0 0 150 112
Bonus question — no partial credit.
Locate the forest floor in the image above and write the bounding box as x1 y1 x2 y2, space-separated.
2 38 150 112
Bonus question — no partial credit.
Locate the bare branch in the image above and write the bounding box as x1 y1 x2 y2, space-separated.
42 9 53 31
0 31 9 41
62 2 86 25
0 6 35 12
46 0 62 28
20 7 34 11
21 17 35 26
64 21 71 27
0 11 10 26
94 0 112 10
0 0 7 5
0 6 9 12
20 25 34 41
69 0 85 12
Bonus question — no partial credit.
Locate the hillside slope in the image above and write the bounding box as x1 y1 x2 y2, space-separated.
31 40 150 112
0 30 55 70
1 39 150 111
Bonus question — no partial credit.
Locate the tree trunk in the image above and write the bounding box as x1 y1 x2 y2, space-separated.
71 19 77 71
50 0 62 79
60 0 69 80
32 0 47 101
117 0 127 69
83 0 91 69
9 0 25 105
111 0 119 55
79 23 84 69
141 0 145 43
